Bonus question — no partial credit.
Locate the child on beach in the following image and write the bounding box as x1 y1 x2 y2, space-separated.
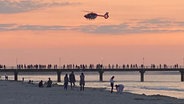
5 74 8 80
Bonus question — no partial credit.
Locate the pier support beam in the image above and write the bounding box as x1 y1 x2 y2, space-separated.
57 70 61 82
99 70 104 82
139 69 145 82
180 71 184 82
14 70 18 81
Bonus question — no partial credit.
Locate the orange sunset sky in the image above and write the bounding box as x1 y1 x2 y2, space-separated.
0 0 184 66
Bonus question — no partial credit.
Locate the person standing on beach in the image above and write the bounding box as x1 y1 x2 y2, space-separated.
80 73 85 91
69 71 76 89
110 76 115 93
64 74 69 90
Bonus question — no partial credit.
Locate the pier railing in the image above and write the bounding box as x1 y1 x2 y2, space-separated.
1 64 184 70
0 64 184 82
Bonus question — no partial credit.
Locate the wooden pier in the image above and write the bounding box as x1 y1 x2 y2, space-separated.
1 68 184 82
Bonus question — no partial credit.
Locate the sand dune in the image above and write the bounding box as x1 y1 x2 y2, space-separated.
0 81 183 104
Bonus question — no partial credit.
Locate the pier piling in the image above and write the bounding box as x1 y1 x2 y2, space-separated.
14 70 18 81
139 69 145 82
57 70 61 82
99 70 104 81
180 71 184 82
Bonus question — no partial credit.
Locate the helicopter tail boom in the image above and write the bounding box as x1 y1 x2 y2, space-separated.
98 12 109 19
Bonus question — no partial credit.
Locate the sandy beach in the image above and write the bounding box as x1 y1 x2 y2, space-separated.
0 80 184 104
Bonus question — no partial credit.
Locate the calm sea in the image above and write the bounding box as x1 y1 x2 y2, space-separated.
1 71 184 99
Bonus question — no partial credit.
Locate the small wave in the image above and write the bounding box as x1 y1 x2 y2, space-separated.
140 86 184 92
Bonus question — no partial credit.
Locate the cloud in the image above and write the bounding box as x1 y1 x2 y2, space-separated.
16 25 65 30
176 22 184 26
139 19 172 25
0 0 79 14
1 18 184 34
0 23 16 30
0 24 72 31
81 18 184 34
80 24 129 34
0 24 16 27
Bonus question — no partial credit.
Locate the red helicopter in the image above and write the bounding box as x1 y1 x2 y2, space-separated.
84 12 109 20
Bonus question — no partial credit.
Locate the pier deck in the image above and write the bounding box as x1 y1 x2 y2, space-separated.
1 67 184 82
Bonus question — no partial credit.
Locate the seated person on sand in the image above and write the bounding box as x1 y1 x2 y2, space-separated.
47 78 52 87
39 80 44 88
115 84 124 94
28 80 33 84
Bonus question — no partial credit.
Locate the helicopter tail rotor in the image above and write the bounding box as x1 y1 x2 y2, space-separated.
104 12 109 19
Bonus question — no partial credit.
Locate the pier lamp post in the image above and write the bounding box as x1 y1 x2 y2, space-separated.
16 58 18 69
16 58 18 65
59 57 61 69
183 57 184 68
100 57 104 69
101 57 103 65
99 57 104 81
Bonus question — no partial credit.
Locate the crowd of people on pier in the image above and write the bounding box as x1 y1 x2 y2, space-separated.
0 65 6 69
0 63 182 70
16 64 55 69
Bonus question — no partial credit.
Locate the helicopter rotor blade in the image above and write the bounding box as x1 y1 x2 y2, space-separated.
82 10 93 12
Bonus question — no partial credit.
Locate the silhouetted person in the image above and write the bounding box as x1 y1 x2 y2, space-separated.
47 78 52 87
39 80 44 88
22 77 24 82
28 80 31 84
80 73 85 91
110 76 115 93
69 71 76 89
115 84 124 94
64 74 69 90
5 74 8 80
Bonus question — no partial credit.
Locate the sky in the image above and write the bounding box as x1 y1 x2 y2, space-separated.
0 0 184 66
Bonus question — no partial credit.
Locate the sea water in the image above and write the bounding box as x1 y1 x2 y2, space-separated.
1 71 184 99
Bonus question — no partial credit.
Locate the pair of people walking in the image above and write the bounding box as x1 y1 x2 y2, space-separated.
64 71 75 90
64 71 76 90
64 71 85 91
